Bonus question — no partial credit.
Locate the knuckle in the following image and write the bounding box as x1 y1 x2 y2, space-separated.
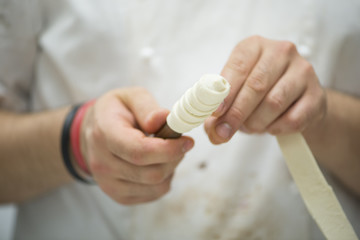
248 35 263 43
299 60 314 76
247 71 267 94
285 115 304 132
267 92 286 111
227 55 249 76
228 105 247 123
277 41 296 55
244 117 267 133
244 122 261 133
142 167 167 185
157 182 171 195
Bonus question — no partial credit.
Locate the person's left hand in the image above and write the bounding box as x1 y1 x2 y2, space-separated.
204 36 327 144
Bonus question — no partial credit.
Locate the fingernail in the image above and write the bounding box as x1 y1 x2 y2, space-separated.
216 123 232 140
183 140 194 152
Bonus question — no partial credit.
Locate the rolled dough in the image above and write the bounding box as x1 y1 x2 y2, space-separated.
277 133 358 240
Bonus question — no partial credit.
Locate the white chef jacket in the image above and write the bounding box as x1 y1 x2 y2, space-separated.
0 0 359 239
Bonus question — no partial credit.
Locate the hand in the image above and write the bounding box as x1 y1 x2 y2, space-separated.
205 36 327 144
81 88 194 205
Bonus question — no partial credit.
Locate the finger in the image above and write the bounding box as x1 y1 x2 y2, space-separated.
93 91 138 133
204 116 221 144
106 126 194 165
144 109 170 134
98 175 172 205
267 80 325 135
207 41 294 143
132 160 181 185
91 147 183 185
244 58 307 132
92 91 194 165
88 125 184 185
213 36 262 117
94 93 195 166
204 37 262 143
116 87 163 133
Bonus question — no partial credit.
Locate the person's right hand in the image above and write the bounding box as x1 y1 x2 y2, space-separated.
80 88 194 205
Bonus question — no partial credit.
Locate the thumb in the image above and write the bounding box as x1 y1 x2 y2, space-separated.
116 87 164 133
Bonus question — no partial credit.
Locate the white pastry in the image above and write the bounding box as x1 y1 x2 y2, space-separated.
167 74 230 133
277 133 358 240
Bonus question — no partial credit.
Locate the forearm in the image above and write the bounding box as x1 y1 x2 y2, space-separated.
0 107 73 204
304 89 360 196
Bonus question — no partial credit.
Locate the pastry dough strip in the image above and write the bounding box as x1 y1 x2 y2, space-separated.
276 133 358 240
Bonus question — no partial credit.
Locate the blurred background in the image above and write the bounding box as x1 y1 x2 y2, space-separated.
0 205 16 240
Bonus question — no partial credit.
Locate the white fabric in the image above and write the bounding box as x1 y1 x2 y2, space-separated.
0 0 359 239
0 0 41 111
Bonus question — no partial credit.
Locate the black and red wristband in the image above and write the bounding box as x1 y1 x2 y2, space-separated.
61 104 93 184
